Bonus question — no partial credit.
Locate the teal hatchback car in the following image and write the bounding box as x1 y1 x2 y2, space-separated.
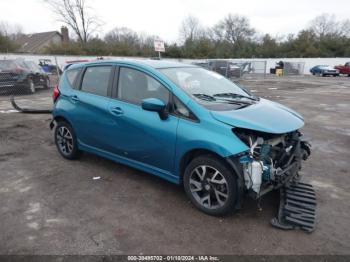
51 59 312 218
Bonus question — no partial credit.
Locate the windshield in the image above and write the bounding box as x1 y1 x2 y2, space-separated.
160 67 250 96
160 67 258 110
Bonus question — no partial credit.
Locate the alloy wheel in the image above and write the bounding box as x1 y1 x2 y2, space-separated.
189 165 229 209
56 126 74 156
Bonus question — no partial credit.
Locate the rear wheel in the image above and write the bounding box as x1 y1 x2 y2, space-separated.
54 121 81 160
183 155 238 216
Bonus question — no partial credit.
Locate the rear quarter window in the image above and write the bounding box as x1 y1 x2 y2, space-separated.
66 68 81 88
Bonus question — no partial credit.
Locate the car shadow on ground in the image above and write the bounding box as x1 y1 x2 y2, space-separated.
78 151 280 221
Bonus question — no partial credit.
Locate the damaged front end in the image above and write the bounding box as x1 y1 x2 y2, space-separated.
233 128 316 232
233 128 311 197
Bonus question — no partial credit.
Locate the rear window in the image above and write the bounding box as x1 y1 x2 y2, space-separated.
0 60 16 70
80 66 112 96
66 68 81 88
24 61 43 72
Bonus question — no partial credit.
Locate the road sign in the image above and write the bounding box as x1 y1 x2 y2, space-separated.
154 39 165 53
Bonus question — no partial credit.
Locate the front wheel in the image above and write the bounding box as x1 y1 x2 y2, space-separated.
54 121 81 160
183 155 238 216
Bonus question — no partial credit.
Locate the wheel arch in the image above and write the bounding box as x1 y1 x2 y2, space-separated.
53 115 74 127
178 148 242 183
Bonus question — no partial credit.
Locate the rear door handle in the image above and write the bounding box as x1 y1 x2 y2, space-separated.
70 95 80 102
110 106 123 116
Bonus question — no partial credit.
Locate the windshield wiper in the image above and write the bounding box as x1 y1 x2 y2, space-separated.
192 93 252 105
213 92 259 101
192 93 216 101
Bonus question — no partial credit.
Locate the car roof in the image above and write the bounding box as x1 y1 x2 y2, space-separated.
68 59 196 70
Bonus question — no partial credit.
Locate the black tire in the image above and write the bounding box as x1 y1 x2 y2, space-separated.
183 155 238 216
54 121 81 160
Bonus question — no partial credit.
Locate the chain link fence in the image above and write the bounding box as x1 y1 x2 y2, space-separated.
2 56 310 113
0 57 60 113
193 59 267 79
283 62 305 76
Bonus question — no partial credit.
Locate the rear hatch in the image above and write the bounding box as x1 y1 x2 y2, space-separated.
0 60 23 88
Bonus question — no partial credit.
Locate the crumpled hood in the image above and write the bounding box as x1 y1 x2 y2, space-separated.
210 98 304 134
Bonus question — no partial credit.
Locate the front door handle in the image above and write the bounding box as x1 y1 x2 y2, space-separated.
70 95 80 102
110 106 123 116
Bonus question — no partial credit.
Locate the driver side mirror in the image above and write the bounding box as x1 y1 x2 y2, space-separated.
141 98 168 120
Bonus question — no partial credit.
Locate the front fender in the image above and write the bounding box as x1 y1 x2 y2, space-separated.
174 118 249 176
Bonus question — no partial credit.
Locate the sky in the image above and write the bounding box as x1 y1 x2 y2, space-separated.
1 0 349 42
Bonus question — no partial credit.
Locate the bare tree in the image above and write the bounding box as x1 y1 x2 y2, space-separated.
104 27 140 46
309 14 340 38
44 0 102 44
213 14 255 47
138 32 158 48
340 19 350 37
0 21 23 40
179 15 202 43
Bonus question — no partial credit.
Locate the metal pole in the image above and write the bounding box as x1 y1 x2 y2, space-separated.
54 56 60 77
158 51 161 60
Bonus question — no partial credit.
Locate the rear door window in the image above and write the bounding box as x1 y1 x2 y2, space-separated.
81 66 112 96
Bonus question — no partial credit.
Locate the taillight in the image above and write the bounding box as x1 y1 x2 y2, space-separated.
52 85 60 103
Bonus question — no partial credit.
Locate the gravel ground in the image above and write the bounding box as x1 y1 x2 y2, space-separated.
0 75 349 255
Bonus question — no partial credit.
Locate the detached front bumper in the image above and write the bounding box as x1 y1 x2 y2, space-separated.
271 181 317 233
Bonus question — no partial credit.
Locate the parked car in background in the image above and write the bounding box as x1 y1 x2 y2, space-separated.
51 59 311 218
335 62 350 76
210 60 242 78
39 59 62 75
0 59 50 94
310 65 339 77
193 62 210 69
194 60 242 78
